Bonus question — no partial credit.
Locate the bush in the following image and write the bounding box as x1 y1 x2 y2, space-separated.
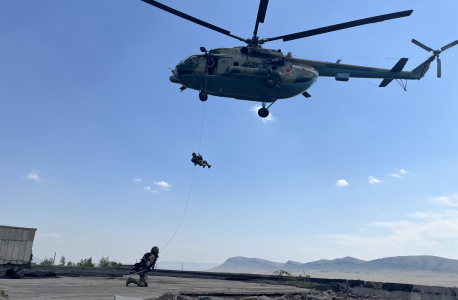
40 255 55 266
273 270 315 289
67 261 76 267
0 290 9 299
98 256 122 268
76 257 95 267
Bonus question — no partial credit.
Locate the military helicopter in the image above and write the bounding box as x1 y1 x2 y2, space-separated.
142 0 457 118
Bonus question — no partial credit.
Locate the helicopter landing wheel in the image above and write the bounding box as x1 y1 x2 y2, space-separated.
264 75 277 88
258 107 269 118
199 91 208 102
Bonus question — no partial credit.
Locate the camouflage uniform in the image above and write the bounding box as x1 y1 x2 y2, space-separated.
126 246 159 288
192 153 211 168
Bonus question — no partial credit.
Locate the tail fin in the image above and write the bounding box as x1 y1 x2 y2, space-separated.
411 55 435 78
379 58 409 87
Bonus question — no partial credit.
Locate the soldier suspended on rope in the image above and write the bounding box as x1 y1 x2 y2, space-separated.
126 246 159 287
191 153 211 168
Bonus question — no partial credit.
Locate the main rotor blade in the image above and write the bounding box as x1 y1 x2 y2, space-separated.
141 0 246 42
437 57 441 78
264 10 413 43
253 0 269 37
412 39 433 52
441 40 458 52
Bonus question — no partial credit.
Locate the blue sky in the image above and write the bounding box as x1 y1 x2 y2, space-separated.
1 0 458 265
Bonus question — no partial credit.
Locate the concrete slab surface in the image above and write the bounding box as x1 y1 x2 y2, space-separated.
0 275 304 300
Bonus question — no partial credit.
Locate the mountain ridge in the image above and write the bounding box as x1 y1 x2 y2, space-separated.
208 255 458 275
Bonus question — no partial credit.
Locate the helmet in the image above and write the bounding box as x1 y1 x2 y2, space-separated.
192 153 196 156
151 246 159 255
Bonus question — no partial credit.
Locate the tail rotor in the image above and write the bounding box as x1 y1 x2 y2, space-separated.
412 39 458 78
437 57 441 78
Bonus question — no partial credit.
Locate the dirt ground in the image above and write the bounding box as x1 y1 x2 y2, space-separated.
0 275 303 300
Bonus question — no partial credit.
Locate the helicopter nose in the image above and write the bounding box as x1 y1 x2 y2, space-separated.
169 74 185 85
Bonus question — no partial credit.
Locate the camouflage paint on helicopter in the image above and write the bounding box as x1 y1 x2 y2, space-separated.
170 47 318 103
169 45 429 104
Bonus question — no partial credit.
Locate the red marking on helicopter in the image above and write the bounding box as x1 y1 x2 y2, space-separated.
283 65 293 75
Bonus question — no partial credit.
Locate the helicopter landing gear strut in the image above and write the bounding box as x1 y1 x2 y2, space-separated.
199 91 208 102
257 100 276 118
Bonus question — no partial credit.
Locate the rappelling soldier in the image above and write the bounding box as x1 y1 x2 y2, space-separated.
191 152 211 168
126 246 159 287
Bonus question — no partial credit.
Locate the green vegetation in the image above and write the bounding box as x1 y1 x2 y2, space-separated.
76 257 95 267
273 270 316 289
39 255 55 266
0 290 9 299
59 255 66 266
98 256 122 268
48 255 123 268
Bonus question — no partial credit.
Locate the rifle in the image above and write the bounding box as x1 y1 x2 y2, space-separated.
123 268 149 277
123 257 158 277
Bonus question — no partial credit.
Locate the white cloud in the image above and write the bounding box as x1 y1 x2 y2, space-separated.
133 178 141 182
144 186 159 193
327 210 458 251
23 169 42 182
389 173 404 179
38 233 60 238
336 179 348 187
154 181 172 191
368 176 382 184
400 169 407 174
250 105 277 123
430 196 458 207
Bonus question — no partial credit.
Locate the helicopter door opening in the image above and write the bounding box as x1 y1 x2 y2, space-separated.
206 57 218 75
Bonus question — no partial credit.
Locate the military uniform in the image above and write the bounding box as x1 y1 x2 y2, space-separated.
126 246 159 287
192 153 211 168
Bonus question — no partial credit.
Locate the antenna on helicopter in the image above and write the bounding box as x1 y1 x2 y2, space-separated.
412 39 458 78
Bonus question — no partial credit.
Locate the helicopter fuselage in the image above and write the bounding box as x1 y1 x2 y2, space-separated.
169 46 427 104
170 47 318 102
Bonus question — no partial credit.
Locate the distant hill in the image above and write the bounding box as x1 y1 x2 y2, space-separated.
208 255 458 275
281 256 366 273
207 256 283 273
349 256 458 274
32 257 43 264
157 261 219 271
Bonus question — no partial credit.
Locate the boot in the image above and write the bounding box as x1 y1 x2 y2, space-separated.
126 277 139 287
208 165 211 169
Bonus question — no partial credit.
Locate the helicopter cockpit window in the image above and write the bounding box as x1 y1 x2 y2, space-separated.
179 56 193 65
188 56 198 65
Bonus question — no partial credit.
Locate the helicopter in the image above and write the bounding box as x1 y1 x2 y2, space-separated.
142 0 458 118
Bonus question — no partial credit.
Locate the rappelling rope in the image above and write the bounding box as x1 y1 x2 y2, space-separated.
161 166 196 253
198 102 206 153
161 88 206 253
